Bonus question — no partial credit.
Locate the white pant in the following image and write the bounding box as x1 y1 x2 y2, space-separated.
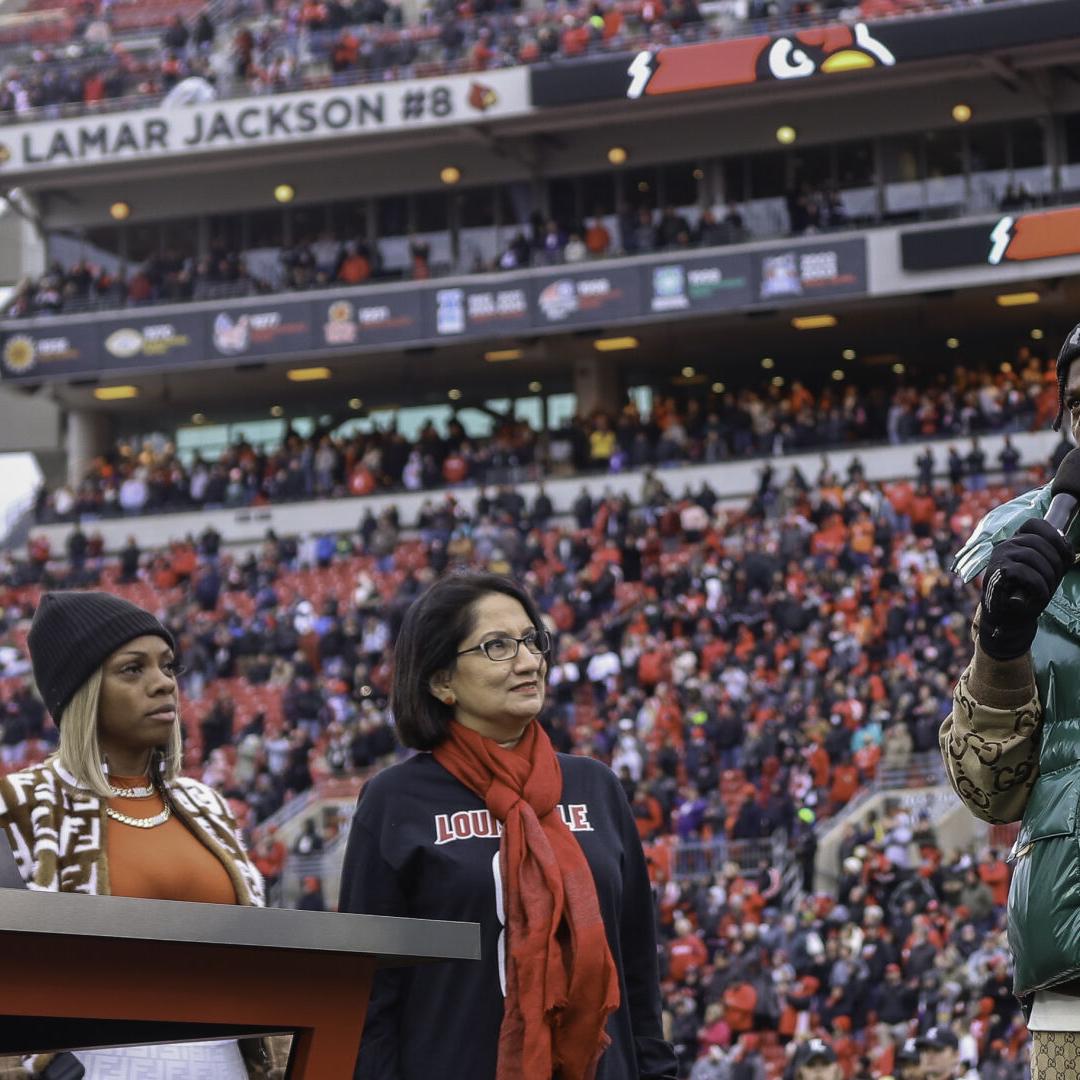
75 1039 247 1079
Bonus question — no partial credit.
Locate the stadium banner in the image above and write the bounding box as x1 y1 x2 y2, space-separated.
642 252 754 315
531 266 641 328
317 289 426 348
530 0 1080 105
0 68 532 177
0 237 868 382
207 298 315 360
901 207 1080 272
754 237 866 303
0 322 100 380
97 311 207 373
429 279 532 338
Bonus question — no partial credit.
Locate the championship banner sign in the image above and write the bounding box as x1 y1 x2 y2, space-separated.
0 67 532 176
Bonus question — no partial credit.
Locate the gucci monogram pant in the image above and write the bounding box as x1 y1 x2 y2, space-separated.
1032 1031 1080 1079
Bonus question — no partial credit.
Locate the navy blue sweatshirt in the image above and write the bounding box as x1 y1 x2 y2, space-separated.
338 751 678 1080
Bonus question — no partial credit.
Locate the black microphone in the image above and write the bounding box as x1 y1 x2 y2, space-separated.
1003 446 1080 611
1042 446 1080 534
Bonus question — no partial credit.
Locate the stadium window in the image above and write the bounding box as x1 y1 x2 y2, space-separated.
500 182 533 227
924 129 964 177
720 159 746 203
459 186 496 229
414 191 449 233
546 393 577 430
176 423 230 465
968 124 1008 172
456 408 496 438
290 205 324 243
1067 114 1080 164
227 419 285 451
126 222 161 262
626 166 658 208
747 152 786 199
881 134 922 182
581 172 616 217
209 213 243 253
658 161 701 209
549 178 579 229
377 195 409 239
85 226 123 259
161 218 199 259
627 385 653 420
836 140 874 189
513 397 544 431
248 209 285 249
332 200 371 239
1011 119 1046 168
791 145 832 191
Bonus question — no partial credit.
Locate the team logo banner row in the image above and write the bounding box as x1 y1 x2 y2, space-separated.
0 237 867 381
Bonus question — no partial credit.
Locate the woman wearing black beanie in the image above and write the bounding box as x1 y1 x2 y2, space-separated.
0 591 284 1080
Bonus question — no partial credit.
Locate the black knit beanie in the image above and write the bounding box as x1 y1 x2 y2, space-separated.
28 591 175 724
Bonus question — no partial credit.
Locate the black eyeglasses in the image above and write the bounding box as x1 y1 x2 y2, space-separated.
457 629 552 662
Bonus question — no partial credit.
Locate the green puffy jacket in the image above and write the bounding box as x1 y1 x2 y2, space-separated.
954 480 1080 999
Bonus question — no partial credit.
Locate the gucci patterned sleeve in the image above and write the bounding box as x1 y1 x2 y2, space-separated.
940 618 1041 826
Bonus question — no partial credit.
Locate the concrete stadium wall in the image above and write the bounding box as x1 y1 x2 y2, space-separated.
27 428 1063 555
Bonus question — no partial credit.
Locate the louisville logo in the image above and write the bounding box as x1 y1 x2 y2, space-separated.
467 82 498 112
627 22 895 99
435 804 593 845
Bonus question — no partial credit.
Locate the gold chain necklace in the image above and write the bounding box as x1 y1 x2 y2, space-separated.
105 805 171 829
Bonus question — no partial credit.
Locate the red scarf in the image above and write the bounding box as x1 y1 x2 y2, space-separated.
434 721 620 1080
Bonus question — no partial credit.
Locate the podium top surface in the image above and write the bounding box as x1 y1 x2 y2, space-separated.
0 888 480 966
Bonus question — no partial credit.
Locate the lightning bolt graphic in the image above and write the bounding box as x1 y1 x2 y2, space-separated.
627 51 654 100
988 216 1014 265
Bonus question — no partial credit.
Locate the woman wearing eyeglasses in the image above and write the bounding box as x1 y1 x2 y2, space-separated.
338 571 676 1080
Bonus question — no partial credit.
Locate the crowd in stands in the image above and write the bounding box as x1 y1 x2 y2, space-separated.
0 0 971 121
0 419 1038 1074
33 347 1056 524
7 199 763 317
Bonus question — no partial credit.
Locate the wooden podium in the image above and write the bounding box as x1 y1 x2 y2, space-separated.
0 889 480 1077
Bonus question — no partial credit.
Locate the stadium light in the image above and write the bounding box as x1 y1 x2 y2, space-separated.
842 348 856 361
831 369 845 381
448 388 463 400
440 166 462 185
607 147 628 165
286 366 332 381
996 291 1040 307
93 385 138 400
348 397 363 409
692 168 705 181
792 314 837 330
1031 328 1045 340
270 405 284 417
776 126 797 145
109 202 131 221
946 337 960 349
771 375 785 387
681 366 695 378
761 357 775 369
952 103 973 123
593 336 639 352
712 382 725 393
191 413 206 425
892 362 906 374
528 381 542 393
484 349 523 362
274 184 295 204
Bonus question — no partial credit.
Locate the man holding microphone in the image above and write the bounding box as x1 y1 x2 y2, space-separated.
943 324 1080 1076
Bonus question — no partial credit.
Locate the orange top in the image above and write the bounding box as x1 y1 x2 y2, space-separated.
105 775 238 905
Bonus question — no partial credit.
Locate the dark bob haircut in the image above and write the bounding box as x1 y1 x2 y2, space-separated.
391 570 548 751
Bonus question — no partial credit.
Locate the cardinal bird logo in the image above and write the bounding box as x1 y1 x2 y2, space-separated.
468 82 498 112
627 21 895 99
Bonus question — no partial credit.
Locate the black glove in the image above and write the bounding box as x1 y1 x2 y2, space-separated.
979 518 1075 660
